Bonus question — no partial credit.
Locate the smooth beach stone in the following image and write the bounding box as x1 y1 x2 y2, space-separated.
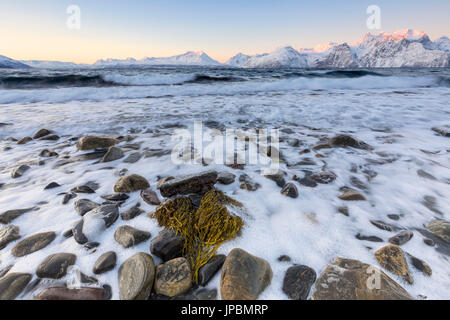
77 136 118 150
119 253 155 300
44 182 60 190
328 134 372 150
407 254 432 276
74 199 100 216
39 149 58 157
121 205 144 221
101 146 124 163
339 189 366 201
198 254 226 287
141 189 161 205
114 225 151 248
356 233 383 242
101 193 130 202
375 244 413 284
431 126 450 137
217 172 236 185
17 137 32 145
0 225 21 250
11 165 30 178
39 134 59 141
282 265 317 300
33 129 52 139
370 220 400 232
281 182 299 198
62 193 77 205
150 229 185 262
11 231 56 257
311 258 413 300
0 273 32 300
93 251 117 274
154 258 192 297
35 287 106 300
0 207 37 224
123 152 142 164
36 253 77 279
220 248 273 300
71 185 96 194
389 231 414 246
264 170 286 187
159 171 218 197
309 172 336 184
114 174 150 193
426 219 450 243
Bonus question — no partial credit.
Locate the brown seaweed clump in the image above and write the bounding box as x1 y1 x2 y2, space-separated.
150 189 244 283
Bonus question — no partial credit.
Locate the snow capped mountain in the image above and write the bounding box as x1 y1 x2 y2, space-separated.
243 46 308 68
0 55 31 69
354 30 448 67
94 51 220 67
313 43 359 68
225 53 252 67
20 60 87 69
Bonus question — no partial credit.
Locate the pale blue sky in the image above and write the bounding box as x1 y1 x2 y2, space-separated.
1 0 449 63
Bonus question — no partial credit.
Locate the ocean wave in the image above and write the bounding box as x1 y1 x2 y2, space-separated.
0 74 447 104
0 75 117 89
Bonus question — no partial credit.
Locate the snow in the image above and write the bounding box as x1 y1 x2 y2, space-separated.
244 46 309 68
0 55 31 69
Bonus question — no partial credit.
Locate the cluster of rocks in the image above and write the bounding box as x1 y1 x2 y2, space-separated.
1 130 448 301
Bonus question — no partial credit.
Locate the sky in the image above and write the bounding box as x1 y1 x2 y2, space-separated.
1 0 449 63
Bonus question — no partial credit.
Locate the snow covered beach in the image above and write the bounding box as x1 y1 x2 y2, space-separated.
0 66 449 300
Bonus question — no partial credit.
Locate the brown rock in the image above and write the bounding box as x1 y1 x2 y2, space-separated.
33 129 52 139
77 136 118 151
0 273 32 300
11 231 56 257
339 189 366 201
154 257 192 297
311 258 413 300
141 189 161 205
35 287 106 300
220 248 272 300
17 137 32 145
375 245 413 284
114 174 150 193
118 253 155 300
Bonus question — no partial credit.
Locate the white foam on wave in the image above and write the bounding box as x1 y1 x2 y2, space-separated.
0 75 445 104
102 73 196 86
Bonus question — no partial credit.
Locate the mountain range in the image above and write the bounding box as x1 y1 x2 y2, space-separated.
1 29 449 69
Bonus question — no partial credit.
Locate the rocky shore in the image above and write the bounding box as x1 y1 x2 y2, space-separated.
0 124 449 300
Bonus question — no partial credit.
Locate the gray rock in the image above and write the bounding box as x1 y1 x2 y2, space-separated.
0 273 32 300
101 193 130 202
71 185 96 194
198 254 226 287
309 172 337 184
121 205 144 221
101 146 124 163
0 225 21 250
36 253 77 279
328 135 372 150
39 134 59 141
74 205 119 244
114 226 151 248
282 265 317 300
123 152 142 164
389 231 414 246
11 232 56 257
33 129 52 139
311 258 412 300
141 189 161 205
154 257 192 297
0 265 13 278
0 207 34 224
44 182 60 190
217 172 236 185
39 149 58 157
93 251 117 274
281 183 299 198
150 229 184 262
432 126 450 137
159 171 218 197
220 248 273 300
119 252 155 300
264 170 286 187
370 220 401 232
11 165 30 178
74 199 100 216
17 137 32 145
